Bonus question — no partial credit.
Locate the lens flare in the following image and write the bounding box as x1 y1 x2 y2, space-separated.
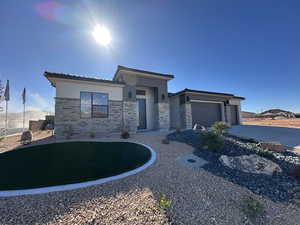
92 25 112 46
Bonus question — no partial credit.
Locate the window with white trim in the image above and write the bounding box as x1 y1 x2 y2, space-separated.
80 92 108 118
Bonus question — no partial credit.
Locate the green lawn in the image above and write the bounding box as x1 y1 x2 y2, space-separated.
0 142 151 190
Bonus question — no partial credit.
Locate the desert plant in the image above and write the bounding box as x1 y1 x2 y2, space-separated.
257 149 275 159
158 194 172 209
212 121 230 136
161 139 170 144
89 132 95 138
20 130 33 145
63 125 74 139
240 196 265 222
201 131 224 152
121 130 130 139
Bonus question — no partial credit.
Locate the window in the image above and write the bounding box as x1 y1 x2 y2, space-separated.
80 92 108 118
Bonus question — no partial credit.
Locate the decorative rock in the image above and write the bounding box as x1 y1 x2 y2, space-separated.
258 142 286 152
219 154 282 175
20 130 33 145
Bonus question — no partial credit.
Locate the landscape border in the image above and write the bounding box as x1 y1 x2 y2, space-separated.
0 140 157 197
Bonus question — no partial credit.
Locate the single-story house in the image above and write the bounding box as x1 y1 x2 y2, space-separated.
45 65 245 138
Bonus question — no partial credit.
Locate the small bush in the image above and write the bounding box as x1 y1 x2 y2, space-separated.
212 121 230 136
158 194 172 209
257 150 275 159
240 196 265 221
121 131 130 139
201 131 224 152
89 132 95 138
0 136 5 142
162 139 170 144
292 166 300 180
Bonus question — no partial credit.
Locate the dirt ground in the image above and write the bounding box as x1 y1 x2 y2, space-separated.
242 118 300 129
0 130 54 153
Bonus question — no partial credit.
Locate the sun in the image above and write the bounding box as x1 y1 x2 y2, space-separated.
92 25 112 46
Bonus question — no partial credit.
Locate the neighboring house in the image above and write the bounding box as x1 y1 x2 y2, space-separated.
45 65 245 138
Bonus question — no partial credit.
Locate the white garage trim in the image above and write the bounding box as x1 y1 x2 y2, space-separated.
190 100 223 104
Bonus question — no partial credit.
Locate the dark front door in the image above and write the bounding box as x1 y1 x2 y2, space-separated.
137 99 147 129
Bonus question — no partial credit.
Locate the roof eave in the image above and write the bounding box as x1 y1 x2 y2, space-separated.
113 65 175 81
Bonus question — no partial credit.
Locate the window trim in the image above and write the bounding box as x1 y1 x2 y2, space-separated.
80 91 109 119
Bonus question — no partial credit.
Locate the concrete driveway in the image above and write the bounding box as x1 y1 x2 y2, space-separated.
229 125 300 149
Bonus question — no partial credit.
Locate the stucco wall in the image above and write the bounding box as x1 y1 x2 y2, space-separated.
56 80 123 101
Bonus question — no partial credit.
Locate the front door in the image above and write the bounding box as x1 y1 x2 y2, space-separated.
137 98 147 129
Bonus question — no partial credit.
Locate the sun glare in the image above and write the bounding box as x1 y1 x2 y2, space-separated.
92 25 111 46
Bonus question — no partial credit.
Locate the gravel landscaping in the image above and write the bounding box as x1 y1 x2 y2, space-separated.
0 132 300 225
167 130 300 203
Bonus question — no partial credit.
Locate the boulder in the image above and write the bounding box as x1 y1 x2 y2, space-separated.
219 154 282 175
20 130 33 145
258 142 286 152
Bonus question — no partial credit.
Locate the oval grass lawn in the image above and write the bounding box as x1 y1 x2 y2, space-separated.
0 142 152 190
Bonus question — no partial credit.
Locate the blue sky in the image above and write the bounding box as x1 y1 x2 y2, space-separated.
1 0 300 113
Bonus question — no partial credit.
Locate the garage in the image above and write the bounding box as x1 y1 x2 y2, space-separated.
230 105 238 125
191 102 222 127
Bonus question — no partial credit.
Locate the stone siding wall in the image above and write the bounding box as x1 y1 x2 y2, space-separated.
180 103 192 129
157 102 170 130
123 101 137 133
55 97 123 138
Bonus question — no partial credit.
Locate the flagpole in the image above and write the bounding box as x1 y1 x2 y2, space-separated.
5 100 8 136
23 101 25 131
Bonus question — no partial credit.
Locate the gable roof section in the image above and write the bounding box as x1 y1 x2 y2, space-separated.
113 65 174 81
44 72 125 87
170 88 245 100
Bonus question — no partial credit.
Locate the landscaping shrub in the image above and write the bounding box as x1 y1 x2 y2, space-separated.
158 194 172 209
292 166 300 180
121 131 130 139
201 131 224 152
240 196 265 222
257 149 275 159
212 121 230 136
0 136 4 142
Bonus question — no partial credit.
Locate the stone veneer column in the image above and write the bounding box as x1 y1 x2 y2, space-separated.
123 101 137 133
55 97 80 138
180 103 192 129
157 102 170 130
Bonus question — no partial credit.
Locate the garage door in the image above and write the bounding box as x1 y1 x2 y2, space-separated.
191 102 222 127
230 105 238 125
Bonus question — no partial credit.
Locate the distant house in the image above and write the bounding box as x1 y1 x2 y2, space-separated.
45 66 245 138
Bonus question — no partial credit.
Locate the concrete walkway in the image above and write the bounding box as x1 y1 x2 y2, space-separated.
229 125 300 149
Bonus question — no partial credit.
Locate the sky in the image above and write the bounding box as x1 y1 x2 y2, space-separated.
1 0 300 113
